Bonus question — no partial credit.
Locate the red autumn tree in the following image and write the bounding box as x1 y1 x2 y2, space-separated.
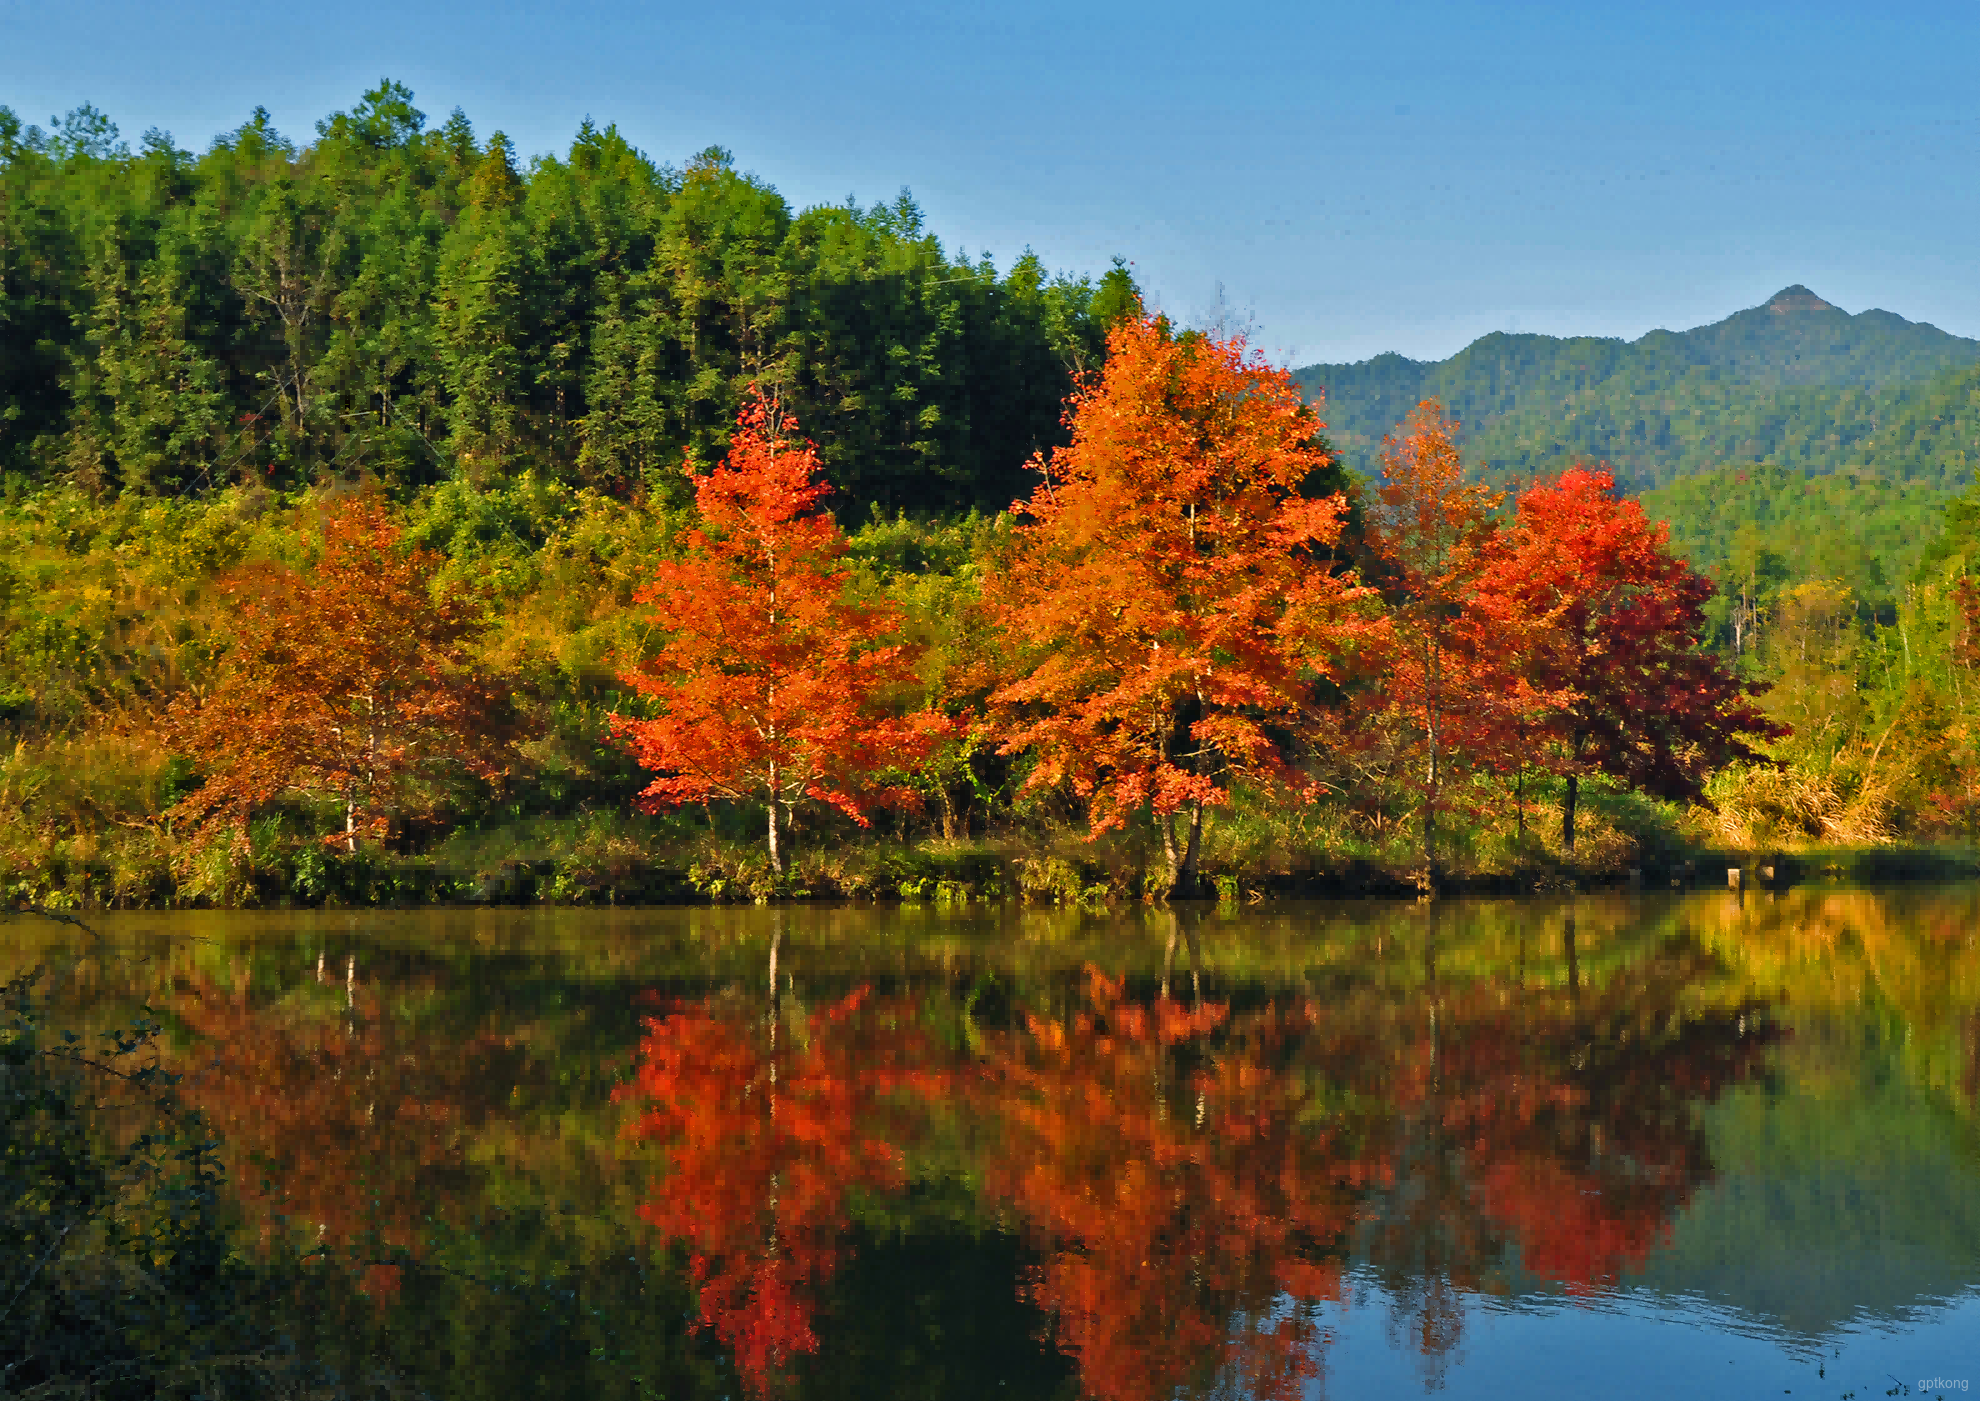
985 314 1365 894
1363 400 1558 869
1484 466 1783 851
166 495 514 852
614 392 941 874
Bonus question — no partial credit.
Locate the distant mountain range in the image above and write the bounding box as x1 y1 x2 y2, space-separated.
1292 287 1980 491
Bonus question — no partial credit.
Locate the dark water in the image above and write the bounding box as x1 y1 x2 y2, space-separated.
11 888 1979 1400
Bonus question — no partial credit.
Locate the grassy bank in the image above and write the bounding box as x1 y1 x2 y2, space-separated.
10 755 1913 909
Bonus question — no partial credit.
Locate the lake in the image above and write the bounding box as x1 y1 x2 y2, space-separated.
10 887 1978 1400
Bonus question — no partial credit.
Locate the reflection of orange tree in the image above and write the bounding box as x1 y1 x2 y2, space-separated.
621 958 1782 1401
965 968 1364 1401
615 988 954 1395
165 967 522 1292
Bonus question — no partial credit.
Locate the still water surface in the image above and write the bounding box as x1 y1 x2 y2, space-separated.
14 887 1980 1400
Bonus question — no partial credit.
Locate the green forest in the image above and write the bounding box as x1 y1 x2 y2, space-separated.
6 84 1980 911
0 84 1135 514
1294 286 1980 492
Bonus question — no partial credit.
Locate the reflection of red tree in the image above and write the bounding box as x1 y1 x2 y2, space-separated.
616 989 950 1396
1355 977 1777 1304
967 969 1357 1401
1468 1154 1667 1293
621 961 1781 1401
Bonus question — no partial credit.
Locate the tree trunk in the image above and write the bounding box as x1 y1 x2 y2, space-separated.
1423 645 1441 873
1423 711 1440 875
1160 803 1206 898
1562 773 1578 855
766 759 785 876
1179 800 1204 898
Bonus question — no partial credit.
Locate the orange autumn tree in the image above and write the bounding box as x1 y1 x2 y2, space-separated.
986 314 1363 894
1364 400 1555 870
614 392 940 874
1484 467 1782 852
166 495 514 853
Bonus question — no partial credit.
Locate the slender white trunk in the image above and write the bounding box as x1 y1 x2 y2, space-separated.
766 761 784 876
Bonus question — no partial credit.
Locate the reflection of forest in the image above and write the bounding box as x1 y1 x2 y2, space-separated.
14 890 1978 1401
622 919 1780 1399
1634 887 1980 1335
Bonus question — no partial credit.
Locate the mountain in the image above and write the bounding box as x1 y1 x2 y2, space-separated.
1293 288 1980 491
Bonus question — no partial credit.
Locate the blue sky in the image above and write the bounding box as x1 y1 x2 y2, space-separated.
4 0 1974 364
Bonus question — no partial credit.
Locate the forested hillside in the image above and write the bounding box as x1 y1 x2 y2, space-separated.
1641 465 1943 616
0 84 1136 516
1295 288 1980 490
6 83 1980 910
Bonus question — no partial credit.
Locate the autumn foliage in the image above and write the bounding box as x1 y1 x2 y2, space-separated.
614 392 942 873
1363 400 1559 866
986 313 1365 891
165 495 514 852
1484 467 1783 849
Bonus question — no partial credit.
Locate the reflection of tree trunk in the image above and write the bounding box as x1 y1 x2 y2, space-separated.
1962 1012 1977 1109
767 928 781 1007
1159 909 1203 1006
1563 910 1579 1001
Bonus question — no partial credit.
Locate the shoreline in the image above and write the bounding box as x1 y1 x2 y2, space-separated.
10 840 1977 912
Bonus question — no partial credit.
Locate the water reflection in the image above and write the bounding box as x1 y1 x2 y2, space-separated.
619 914 1781 1398
10 887 1977 1401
